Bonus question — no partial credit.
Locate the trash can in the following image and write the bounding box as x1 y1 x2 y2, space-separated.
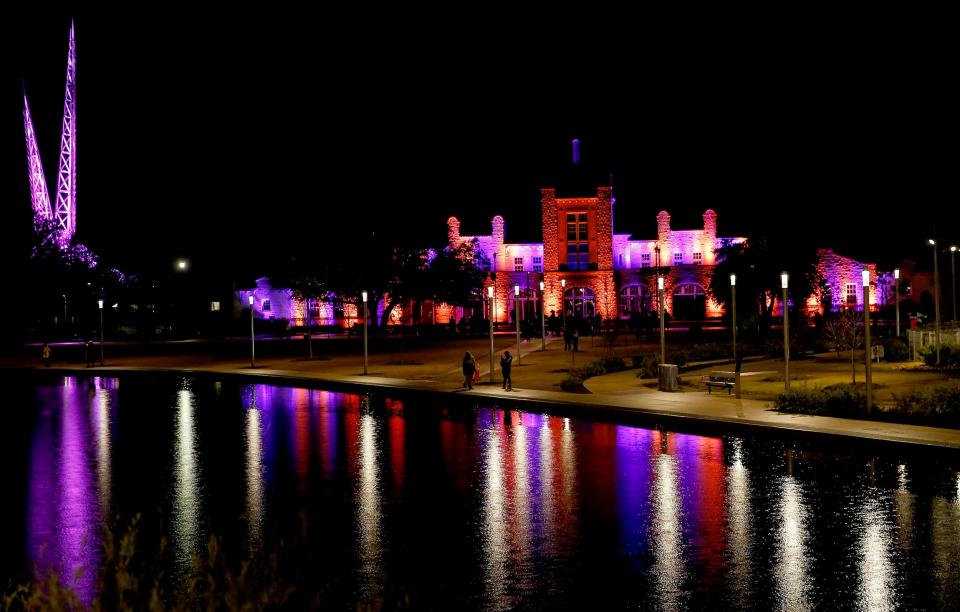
658 364 679 392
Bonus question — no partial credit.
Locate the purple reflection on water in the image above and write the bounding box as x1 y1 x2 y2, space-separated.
27 378 103 604
616 425 654 561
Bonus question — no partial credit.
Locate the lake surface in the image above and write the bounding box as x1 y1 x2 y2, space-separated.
4 374 960 609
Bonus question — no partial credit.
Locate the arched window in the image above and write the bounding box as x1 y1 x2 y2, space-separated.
671 283 707 320
563 287 596 318
619 285 652 318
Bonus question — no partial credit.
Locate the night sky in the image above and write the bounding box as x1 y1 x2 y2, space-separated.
3 11 957 282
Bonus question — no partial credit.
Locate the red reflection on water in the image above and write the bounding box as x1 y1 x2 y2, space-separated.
292 388 310 492
385 399 405 498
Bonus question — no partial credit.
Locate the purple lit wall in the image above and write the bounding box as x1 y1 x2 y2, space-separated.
805 249 879 314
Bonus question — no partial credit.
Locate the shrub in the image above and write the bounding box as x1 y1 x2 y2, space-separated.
600 356 626 373
882 338 910 362
634 354 660 379
774 384 868 416
920 343 960 369
560 372 586 392
890 383 960 425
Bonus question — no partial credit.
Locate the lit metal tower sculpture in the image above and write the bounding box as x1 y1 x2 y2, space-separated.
54 20 77 247
23 89 53 228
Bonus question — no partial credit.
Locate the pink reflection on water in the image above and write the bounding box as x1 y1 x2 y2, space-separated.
27 377 108 604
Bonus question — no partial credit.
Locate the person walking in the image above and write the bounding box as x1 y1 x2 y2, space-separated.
41 343 51 367
85 340 95 367
500 350 513 391
462 351 476 390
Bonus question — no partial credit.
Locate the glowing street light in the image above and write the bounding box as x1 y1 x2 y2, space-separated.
862 269 873 413
248 294 256 368
658 276 665 364
97 299 104 366
514 284 521 365
176 259 188 271
929 239 941 365
894 268 901 337
488 285 495 383
539 280 546 351
362 291 369 375
730 273 740 398
781 272 790 392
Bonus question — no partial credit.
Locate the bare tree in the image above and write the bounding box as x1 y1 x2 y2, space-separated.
822 309 863 384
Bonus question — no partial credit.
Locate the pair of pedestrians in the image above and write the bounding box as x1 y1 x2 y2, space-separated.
461 350 514 391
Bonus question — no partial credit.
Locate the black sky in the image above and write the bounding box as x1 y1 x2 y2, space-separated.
3 10 957 281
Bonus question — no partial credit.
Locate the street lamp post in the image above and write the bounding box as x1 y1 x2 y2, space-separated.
781 272 790 392
98 299 104 366
730 273 739 398
63 294 67 327
951 245 957 324
248 294 255 368
894 268 900 337
514 285 521 365
488 285 495 383
539 280 546 351
658 276 665 364
929 239 941 365
362 291 369 375
862 269 873 414
561 278 566 334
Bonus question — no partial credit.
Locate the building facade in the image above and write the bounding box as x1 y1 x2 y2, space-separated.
452 190 747 323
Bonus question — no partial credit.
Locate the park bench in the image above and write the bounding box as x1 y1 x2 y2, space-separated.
700 371 736 394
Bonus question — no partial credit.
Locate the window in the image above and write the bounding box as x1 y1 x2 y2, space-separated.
674 252 683 265
641 253 651 268
209 301 220 312
567 243 589 271
618 253 624 267
147 303 155 313
262 299 272 312
514 257 524 272
566 212 590 270
619 285 652 318
308 300 320 318
532 256 542 272
129 304 139 313
845 283 857 305
693 252 702 265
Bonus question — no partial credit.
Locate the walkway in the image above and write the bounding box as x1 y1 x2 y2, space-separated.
6 335 960 452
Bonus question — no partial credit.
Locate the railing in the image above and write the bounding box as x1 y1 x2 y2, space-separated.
907 327 960 360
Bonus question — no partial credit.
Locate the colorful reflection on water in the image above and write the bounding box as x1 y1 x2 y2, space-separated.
12 376 960 609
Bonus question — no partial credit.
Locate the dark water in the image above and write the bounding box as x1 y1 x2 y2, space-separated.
5 374 960 610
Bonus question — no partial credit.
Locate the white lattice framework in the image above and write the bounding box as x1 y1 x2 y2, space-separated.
22 90 53 227
54 20 77 247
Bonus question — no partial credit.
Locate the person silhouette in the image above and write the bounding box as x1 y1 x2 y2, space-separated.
500 350 513 391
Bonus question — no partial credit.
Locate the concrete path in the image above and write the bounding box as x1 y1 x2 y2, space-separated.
6 336 960 452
